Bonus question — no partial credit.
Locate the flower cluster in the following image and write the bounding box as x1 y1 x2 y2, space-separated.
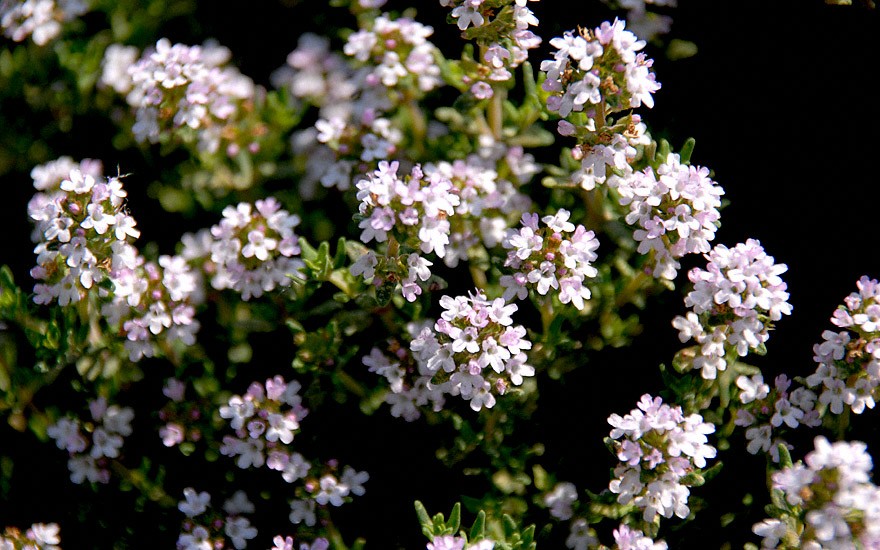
806 275 880 416
500 209 600 310
343 13 442 94
440 0 542 90
123 38 257 154
672 239 792 379
200 198 304 300
565 119 649 191
177 488 258 550
408 290 534 411
752 436 880 549
46 397 134 484
611 152 724 280
423 158 531 267
733 374 818 462
607 394 716 523
0 523 61 550
351 161 459 302
27 164 141 307
0 0 86 45
541 19 660 120
100 253 201 361
219 376 309 475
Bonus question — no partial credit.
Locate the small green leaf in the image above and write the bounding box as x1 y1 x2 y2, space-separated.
679 137 696 164
777 444 794 469
469 510 486 540
447 502 461 532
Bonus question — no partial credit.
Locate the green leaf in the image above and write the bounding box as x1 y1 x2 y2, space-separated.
415 501 433 535
777 444 794 469
679 137 696 164
469 510 486 540
447 502 461 532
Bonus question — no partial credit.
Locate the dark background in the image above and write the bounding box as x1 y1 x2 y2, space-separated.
2 0 880 548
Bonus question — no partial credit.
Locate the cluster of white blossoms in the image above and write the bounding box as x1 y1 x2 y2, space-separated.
120 38 256 154
27 162 141 307
607 394 716 523
100 254 201 361
0 522 61 550
46 397 134 485
806 275 880 416
611 152 724 280
752 436 880 549
561 118 650 192
672 239 792 379
351 161 459 302
540 19 660 120
177 488 258 550
343 13 442 94
423 158 531 268
0 0 86 45
219 376 309 476
500 209 600 310
407 290 534 411
733 374 819 462
199 197 304 300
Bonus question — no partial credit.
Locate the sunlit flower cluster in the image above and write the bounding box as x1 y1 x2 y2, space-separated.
408 289 534 411
611 152 724 280
607 394 716 523
200 197 304 300
27 163 141 307
501 209 600 310
672 239 792 379
123 38 257 154
541 19 660 120
351 160 460 302
343 13 442 94
806 275 880 416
